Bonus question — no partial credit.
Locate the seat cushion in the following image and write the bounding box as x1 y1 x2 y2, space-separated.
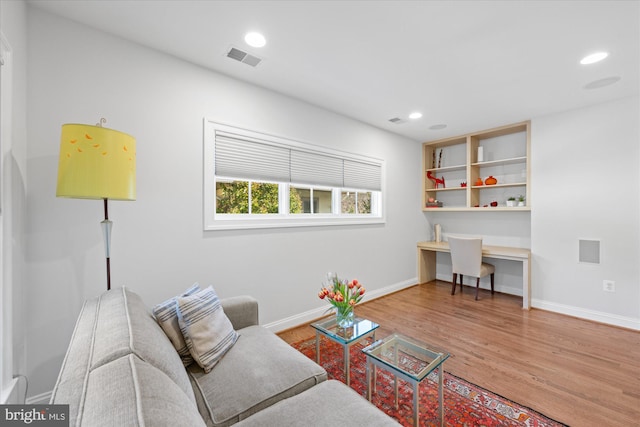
234 380 400 427
80 354 206 427
480 262 495 277
188 325 327 427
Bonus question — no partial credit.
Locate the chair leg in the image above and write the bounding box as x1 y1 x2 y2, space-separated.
490 273 495 294
451 273 457 295
475 277 480 300
459 274 463 293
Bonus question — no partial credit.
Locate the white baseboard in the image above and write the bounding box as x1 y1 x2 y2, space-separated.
264 277 417 333
532 299 640 331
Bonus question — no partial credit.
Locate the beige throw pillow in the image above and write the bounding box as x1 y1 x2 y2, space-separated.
152 283 201 366
177 286 239 373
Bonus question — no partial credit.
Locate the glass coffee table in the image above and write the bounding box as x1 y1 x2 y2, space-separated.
311 316 379 386
363 334 449 427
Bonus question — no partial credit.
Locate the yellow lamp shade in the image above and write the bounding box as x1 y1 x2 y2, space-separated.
56 124 136 200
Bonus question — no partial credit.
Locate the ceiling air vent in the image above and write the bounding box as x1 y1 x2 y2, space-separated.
227 47 262 67
388 117 406 124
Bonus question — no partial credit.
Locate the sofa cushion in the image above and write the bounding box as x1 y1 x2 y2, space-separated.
152 283 201 366
177 286 239 373
234 380 400 427
54 287 196 407
50 296 100 422
188 325 327 427
80 354 206 427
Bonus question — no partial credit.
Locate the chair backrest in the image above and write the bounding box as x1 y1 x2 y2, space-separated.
448 236 483 278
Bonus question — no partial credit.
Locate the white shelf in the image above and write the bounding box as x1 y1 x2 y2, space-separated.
421 121 530 211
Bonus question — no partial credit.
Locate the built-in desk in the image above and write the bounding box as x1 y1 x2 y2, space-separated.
417 241 532 309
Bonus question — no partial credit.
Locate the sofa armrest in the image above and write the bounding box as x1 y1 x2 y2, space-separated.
221 296 259 330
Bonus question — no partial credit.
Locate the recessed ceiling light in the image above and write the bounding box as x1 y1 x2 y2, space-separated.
429 124 447 130
580 52 608 65
245 32 266 48
583 76 621 90
409 112 423 119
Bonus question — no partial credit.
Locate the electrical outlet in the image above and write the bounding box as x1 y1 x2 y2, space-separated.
603 280 615 292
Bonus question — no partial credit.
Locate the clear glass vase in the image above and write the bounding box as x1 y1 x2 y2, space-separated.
336 306 355 328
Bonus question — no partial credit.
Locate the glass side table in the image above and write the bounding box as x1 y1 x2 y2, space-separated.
363 333 450 427
310 316 379 386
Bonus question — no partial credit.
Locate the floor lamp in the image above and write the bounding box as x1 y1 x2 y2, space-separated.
56 119 136 291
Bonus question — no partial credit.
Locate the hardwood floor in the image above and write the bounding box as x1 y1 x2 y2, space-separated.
278 281 640 427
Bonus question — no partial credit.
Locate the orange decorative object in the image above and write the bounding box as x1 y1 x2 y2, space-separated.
474 178 484 186
485 175 497 185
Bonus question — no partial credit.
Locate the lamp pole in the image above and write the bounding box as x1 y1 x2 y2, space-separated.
100 198 113 290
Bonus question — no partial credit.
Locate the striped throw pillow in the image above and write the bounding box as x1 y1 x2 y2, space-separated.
177 286 239 373
152 283 201 366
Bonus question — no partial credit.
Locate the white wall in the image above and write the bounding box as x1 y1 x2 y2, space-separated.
531 96 640 327
1 0 28 403
25 7 428 398
424 97 640 327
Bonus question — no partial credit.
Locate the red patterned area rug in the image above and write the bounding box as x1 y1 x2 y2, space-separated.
291 337 568 427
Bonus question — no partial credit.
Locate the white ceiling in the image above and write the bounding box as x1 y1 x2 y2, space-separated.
28 0 639 141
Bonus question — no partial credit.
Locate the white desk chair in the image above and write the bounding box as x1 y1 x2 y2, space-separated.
448 236 495 300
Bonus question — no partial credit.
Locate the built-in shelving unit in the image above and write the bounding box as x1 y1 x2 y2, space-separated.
422 121 530 212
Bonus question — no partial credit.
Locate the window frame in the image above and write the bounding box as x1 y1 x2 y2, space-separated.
204 119 385 230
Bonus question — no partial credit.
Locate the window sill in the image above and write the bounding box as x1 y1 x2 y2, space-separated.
204 215 385 231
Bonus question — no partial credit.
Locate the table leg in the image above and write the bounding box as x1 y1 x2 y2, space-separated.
418 248 436 283
315 332 320 364
413 380 419 427
394 375 399 409
366 358 371 401
371 332 377 393
522 257 531 309
438 367 444 427
344 344 350 386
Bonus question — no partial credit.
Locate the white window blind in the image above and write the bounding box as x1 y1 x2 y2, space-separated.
214 129 382 191
215 132 290 182
344 160 382 191
290 150 343 187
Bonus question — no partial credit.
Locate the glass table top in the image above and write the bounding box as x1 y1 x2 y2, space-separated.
362 333 449 381
311 316 379 344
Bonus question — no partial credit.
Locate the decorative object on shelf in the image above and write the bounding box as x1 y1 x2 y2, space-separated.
477 146 484 162
427 171 446 189
485 175 497 185
438 149 443 168
432 150 436 169
506 197 516 207
434 224 442 242
56 118 136 291
426 197 443 208
490 201 498 207
474 177 484 186
460 181 467 187
318 272 366 328
517 195 526 207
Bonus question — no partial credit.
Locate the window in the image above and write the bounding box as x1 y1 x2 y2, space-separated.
204 120 384 230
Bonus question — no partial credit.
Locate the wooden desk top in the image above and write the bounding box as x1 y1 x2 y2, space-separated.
417 241 530 260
